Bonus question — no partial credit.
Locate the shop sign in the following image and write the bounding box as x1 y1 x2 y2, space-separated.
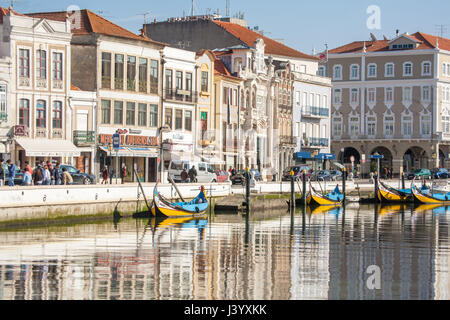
14 125 28 136
99 134 158 147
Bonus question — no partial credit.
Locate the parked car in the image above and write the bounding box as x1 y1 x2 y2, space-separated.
250 169 262 181
168 160 217 183
310 170 333 181
215 170 228 183
407 168 431 180
4 167 24 185
231 170 246 185
432 168 449 179
60 165 95 185
329 170 343 181
282 166 311 181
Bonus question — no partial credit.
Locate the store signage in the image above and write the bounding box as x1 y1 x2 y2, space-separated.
116 129 129 134
14 125 28 136
99 134 158 147
113 134 120 151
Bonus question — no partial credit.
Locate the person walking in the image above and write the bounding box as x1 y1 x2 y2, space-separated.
6 160 16 187
120 164 127 184
102 166 109 184
22 165 32 186
181 167 188 183
33 163 44 185
0 159 5 187
54 163 62 185
61 167 73 185
188 165 197 183
42 165 51 185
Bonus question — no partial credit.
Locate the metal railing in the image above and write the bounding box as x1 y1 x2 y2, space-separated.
164 88 198 104
73 130 96 145
303 137 329 147
301 106 329 117
279 135 296 145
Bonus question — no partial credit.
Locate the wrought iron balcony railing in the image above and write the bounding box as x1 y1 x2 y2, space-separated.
73 130 96 145
301 106 329 117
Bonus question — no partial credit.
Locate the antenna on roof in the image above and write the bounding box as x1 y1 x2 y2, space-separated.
226 0 230 17
191 0 195 16
435 24 448 38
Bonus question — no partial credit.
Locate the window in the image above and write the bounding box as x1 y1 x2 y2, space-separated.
333 65 342 80
318 66 325 77
52 101 63 129
403 62 413 76
138 58 147 93
443 114 450 134
36 100 46 128
101 100 111 124
385 63 394 77
223 87 229 104
150 60 158 94
102 52 111 89
402 114 412 136
176 71 183 90
127 56 136 91
333 88 342 104
19 99 29 126
403 87 412 102
138 103 147 126
350 88 359 104
422 61 432 76
164 108 172 129
421 114 431 135
367 64 377 77
349 117 359 137
175 109 183 130
0 85 6 119
115 54 124 90
19 49 30 78
422 86 431 101
385 87 394 102
350 65 359 80
52 52 63 81
367 116 376 136
368 88 376 103
126 102 135 126
443 63 447 76
114 101 123 125
36 50 47 79
184 110 192 131
201 71 208 92
384 115 394 136
149 104 158 127
201 112 208 134
165 69 173 92
185 72 192 92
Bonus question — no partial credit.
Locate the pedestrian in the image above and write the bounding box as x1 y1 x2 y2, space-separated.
22 165 32 186
102 166 109 184
32 163 44 185
6 160 16 187
181 167 188 183
24 161 33 176
120 164 127 184
54 163 62 185
188 165 197 183
61 167 73 185
231 167 237 176
43 165 51 185
0 158 4 187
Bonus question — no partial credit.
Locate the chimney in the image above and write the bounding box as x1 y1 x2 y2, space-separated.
396 29 399 37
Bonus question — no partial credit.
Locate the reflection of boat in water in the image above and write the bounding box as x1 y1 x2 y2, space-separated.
411 182 450 204
151 183 209 217
377 180 412 203
306 183 343 206
377 203 407 215
413 204 450 215
307 205 342 216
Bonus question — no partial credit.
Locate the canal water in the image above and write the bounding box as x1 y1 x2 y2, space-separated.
0 203 448 300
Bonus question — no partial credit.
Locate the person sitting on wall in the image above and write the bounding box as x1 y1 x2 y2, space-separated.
62 167 73 185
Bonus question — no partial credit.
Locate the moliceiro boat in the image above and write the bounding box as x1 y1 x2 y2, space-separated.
411 182 450 204
377 180 412 203
307 183 344 206
151 184 209 217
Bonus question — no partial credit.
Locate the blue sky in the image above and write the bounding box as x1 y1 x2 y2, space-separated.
4 0 450 54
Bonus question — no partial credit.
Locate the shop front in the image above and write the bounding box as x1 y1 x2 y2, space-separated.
98 127 159 183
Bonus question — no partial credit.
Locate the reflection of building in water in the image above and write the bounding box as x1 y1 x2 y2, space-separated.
434 210 450 300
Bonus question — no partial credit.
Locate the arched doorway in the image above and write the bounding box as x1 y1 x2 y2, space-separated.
439 149 445 168
338 147 361 176
403 146 429 173
370 146 393 178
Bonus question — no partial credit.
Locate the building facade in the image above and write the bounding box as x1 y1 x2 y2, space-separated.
324 32 450 177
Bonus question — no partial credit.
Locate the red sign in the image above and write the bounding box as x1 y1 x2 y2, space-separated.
99 134 158 147
116 129 128 134
14 125 28 136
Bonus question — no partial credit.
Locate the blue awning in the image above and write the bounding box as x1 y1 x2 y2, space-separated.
315 153 336 160
295 152 312 159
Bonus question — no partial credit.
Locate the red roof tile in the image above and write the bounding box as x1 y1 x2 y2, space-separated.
212 20 319 60
0 6 27 23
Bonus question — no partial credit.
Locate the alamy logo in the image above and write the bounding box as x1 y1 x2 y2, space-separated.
66 5 81 30
366 265 381 290
366 5 381 30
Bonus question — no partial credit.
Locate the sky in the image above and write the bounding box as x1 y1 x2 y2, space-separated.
3 0 450 54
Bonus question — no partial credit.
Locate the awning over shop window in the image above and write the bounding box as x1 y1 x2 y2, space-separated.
15 138 81 157
99 146 158 158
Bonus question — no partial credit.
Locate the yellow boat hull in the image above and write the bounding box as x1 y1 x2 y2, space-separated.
377 182 409 203
151 201 206 218
411 185 450 204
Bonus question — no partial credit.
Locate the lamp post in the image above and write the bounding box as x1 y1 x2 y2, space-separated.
158 126 170 183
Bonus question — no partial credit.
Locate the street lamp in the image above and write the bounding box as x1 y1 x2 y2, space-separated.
158 125 170 183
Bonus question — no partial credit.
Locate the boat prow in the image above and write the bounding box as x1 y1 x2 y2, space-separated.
411 183 450 204
377 180 411 203
306 183 343 206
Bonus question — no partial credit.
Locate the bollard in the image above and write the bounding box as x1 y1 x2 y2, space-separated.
245 167 250 213
341 168 346 203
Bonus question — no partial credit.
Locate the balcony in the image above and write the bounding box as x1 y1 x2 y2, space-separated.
302 137 329 148
73 130 96 146
279 104 292 114
301 106 329 118
164 88 198 104
279 135 296 146
0 112 6 122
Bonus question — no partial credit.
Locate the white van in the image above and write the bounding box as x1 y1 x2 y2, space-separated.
168 160 217 183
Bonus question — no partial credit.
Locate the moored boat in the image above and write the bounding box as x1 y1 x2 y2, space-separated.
411 182 450 204
377 180 412 203
306 183 344 206
151 184 209 217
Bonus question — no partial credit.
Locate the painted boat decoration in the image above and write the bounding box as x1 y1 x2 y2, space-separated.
306 183 344 206
411 182 450 204
151 184 209 217
377 180 412 203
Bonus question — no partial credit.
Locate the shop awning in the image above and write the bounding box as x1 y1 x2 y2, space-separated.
202 155 225 164
15 138 81 157
100 146 158 158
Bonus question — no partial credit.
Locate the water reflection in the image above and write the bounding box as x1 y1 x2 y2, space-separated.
0 204 448 300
